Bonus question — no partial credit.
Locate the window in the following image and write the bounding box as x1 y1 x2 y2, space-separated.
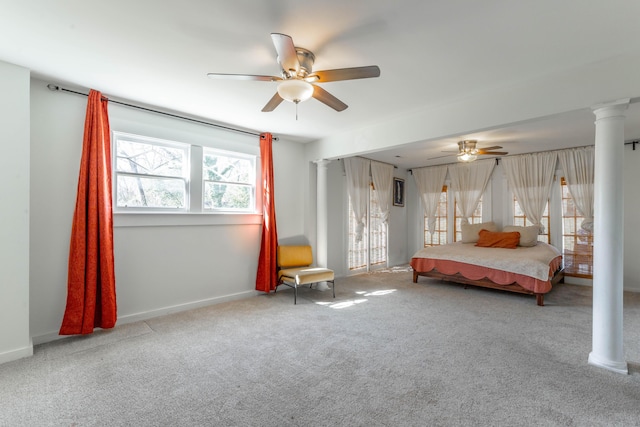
513 198 550 243
348 183 387 271
369 185 388 266
561 177 593 277
347 198 366 270
113 132 257 213
454 198 482 242
424 185 448 247
115 133 189 210
203 148 255 211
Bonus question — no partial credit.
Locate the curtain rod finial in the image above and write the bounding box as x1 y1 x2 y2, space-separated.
47 84 60 91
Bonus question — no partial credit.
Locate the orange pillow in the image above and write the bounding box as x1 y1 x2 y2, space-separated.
475 229 521 249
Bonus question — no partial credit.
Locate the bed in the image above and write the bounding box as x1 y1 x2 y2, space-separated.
410 225 564 306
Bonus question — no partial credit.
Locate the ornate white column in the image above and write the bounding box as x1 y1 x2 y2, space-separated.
588 98 629 374
314 159 331 290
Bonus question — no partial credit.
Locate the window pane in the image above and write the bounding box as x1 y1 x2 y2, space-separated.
561 177 593 277
117 175 185 208
113 132 258 213
454 198 482 242
513 198 549 244
116 140 186 177
424 188 447 247
348 185 387 270
348 202 367 270
204 182 251 210
369 188 387 266
204 153 252 183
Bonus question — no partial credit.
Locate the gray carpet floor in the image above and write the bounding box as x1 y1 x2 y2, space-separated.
2 270 640 426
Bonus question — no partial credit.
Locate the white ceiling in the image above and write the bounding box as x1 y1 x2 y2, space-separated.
2 0 640 168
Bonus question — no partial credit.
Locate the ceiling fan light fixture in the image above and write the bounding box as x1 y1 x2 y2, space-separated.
277 79 314 103
458 152 478 162
457 140 479 161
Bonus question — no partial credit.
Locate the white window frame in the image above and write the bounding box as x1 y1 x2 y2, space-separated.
113 131 190 212
345 179 388 273
419 178 492 245
112 132 260 226
423 184 448 247
504 173 562 249
202 147 256 213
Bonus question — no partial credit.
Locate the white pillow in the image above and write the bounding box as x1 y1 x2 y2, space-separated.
460 221 498 243
502 225 540 247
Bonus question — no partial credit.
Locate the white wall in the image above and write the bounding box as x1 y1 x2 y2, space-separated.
388 169 410 267
0 61 32 363
319 159 410 276
18 64 640 353
29 79 306 344
326 160 345 275
306 52 640 163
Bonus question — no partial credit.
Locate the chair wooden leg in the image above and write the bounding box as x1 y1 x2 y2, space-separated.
331 280 335 298
294 284 297 304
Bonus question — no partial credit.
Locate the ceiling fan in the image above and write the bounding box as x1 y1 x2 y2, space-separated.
435 140 508 162
207 33 380 113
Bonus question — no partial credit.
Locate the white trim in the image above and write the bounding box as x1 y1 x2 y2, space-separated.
624 283 640 293
113 131 191 211
113 212 262 227
0 342 33 365
202 147 257 213
32 291 258 345
117 290 259 324
112 131 259 215
588 352 628 375
564 276 593 287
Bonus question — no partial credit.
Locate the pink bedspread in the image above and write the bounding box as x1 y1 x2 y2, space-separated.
410 243 563 294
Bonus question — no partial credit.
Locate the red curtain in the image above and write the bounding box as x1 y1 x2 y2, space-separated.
255 133 279 292
59 90 117 335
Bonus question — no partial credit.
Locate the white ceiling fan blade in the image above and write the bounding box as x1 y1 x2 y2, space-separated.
271 33 300 75
207 73 281 82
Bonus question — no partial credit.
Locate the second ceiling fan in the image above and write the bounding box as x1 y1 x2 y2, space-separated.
433 140 509 162
207 33 380 113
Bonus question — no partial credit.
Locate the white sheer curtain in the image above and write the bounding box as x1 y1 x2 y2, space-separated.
558 146 595 232
502 151 558 233
371 161 394 224
413 165 447 235
344 157 371 242
448 159 495 224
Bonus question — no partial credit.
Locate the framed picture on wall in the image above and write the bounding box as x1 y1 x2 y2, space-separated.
393 177 405 207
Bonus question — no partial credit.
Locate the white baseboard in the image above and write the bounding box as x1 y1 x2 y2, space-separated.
564 276 593 286
624 285 640 293
0 342 33 365
563 276 640 293
117 290 258 325
32 290 258 346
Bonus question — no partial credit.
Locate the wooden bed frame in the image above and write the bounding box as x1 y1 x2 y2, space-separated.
412 267 565 306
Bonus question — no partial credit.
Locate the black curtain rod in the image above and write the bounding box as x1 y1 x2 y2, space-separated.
47 84 275 140
354 156 398 169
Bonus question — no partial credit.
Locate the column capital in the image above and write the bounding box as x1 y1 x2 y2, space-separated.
592 98 630 120
314 159 332 168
